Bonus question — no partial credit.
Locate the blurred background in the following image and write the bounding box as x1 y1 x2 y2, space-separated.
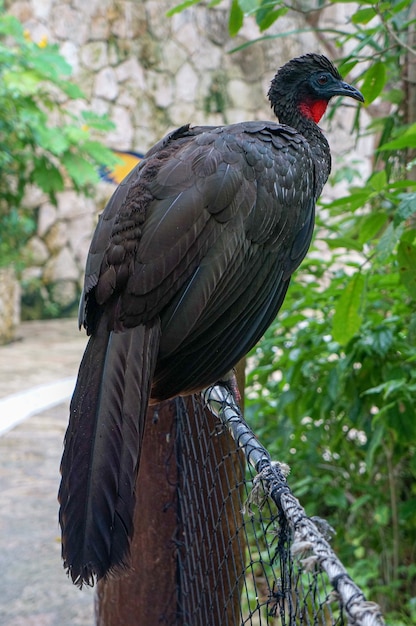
0 0 415 624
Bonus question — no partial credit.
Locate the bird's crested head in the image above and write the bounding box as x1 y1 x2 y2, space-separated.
268 53 364 125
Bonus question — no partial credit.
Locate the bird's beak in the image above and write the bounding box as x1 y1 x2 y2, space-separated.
333 80 365 102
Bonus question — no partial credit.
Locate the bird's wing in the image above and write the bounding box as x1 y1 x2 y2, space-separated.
79 125 192 331
149 123 316 398
81 122 316 397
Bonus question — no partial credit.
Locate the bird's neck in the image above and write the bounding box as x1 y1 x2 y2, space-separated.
277 102 332 197
307 124 332 199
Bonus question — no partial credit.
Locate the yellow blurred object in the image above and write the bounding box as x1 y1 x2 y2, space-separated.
101 150 144 185
38 35 48 48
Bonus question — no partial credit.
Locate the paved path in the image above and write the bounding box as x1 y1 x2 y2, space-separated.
0 319 87 399
0 320 95 626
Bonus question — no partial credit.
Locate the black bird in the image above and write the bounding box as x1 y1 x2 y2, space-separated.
58 53 364 587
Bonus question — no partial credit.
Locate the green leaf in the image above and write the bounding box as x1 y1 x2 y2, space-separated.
368 170 387 192
30 48 72 78
61 152 99 187
378 123 416 151
323 191 369 212
368 326 394 356
0 14 25 38
397 241 416 299
388 0 413 13
394 193 416 226
81 140 120 166
165 0 201 17
32 158 64 195
81 111 116 131
64 125 89 143
376 221 404 261
332 272 365 345
324 236 363 252
363 379 406 399
238 0 258 13
358 213 388 244
35 126 69 155
359 62 387 104
229 0 244 36
388 180 416 190
337 58 359 78
59 80 85 99
256 6 288 31
352 7 376 23
365 423 385 471
3 69 42 95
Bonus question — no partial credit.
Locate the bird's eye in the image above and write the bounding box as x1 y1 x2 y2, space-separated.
317 75 328 85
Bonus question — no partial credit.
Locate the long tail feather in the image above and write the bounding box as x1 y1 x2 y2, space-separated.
58 314 161 587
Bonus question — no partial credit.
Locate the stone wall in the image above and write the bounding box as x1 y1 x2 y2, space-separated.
6 0 369 319
0 267 20 343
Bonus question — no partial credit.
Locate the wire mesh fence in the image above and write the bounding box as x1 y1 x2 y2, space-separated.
171 389 385 626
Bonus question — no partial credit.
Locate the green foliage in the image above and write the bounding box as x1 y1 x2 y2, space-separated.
165 0 416 618
245 222 416 614
0 8 117 267
232 0 416 617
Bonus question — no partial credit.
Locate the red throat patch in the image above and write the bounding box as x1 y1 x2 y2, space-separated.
299 99 328 123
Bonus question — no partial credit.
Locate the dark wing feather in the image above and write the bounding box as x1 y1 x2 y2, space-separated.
152 247 289 399
147 124 317 398
83 122 315 337
78 162 147 331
